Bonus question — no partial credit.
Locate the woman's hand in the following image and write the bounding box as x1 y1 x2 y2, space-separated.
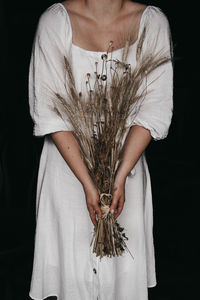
83 183 102 227
109 177 126 220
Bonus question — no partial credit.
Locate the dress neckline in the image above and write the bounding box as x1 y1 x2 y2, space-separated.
57 2 150 55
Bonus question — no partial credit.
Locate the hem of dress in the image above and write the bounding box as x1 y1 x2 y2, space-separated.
29 292 58 300
29 282 157 299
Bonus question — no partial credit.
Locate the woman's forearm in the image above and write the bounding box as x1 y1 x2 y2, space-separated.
50 125 151 189
50 131 94 188
115 125 152 183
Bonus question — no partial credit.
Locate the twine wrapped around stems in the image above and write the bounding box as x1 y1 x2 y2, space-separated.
90 193 134 260
99 193 112 218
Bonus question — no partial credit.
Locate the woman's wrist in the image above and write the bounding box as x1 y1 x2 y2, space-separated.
114 160 132 185
114 171 127 187
82 176 96 191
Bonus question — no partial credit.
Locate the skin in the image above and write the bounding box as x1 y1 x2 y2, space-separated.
62 0 147 51
51 0 152 228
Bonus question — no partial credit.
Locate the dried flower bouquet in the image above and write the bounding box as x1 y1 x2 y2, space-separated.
49 26 171 259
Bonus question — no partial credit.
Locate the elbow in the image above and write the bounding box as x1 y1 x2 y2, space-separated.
131 114 173 141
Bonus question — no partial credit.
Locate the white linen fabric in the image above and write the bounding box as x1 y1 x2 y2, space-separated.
28 3 173 300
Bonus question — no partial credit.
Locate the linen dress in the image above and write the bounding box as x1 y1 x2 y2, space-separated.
28 3 173 300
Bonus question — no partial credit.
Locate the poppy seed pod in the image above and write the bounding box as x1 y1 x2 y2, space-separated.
101 54 108 60
101 74 107 81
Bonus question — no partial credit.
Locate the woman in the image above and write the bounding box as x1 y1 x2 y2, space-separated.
28 0 173 299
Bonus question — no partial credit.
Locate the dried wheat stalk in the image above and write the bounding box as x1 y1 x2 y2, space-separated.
48 25 171 259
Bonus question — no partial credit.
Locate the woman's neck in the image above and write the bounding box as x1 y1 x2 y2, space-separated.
79 0 127 22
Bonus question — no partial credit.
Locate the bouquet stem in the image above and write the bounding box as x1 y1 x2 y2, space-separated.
90 193 134 259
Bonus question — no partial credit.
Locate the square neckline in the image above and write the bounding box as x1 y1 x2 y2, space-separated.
57 2 150 55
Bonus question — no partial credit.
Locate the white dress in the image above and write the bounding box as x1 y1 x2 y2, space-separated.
28 3 173 300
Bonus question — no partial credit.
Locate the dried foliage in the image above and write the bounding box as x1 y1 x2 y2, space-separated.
49 26 171 259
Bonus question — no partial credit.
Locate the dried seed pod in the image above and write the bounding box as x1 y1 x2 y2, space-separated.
118 227 124 232
113 233 118 239
101 54 108 60
101 74 107 81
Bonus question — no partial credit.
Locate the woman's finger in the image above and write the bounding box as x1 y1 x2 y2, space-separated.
109 194 119 214
88 207 97 227
94 204 102 219
114 196 125 219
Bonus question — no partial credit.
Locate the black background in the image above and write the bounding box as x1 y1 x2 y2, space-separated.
0 0 199 299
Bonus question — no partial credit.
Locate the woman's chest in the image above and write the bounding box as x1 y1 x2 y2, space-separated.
70 44 137 97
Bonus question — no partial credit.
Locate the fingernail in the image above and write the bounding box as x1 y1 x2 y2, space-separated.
110 209 114 214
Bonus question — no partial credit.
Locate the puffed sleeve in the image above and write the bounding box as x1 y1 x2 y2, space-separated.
130 6 173 140
28 7 73 137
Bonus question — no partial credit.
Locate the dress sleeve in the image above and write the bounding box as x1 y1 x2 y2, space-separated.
130 6 173 140
28 8 73 137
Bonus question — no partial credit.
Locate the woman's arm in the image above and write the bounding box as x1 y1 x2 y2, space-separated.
50 131 102 226
109 125 152 218
50 125 151 223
